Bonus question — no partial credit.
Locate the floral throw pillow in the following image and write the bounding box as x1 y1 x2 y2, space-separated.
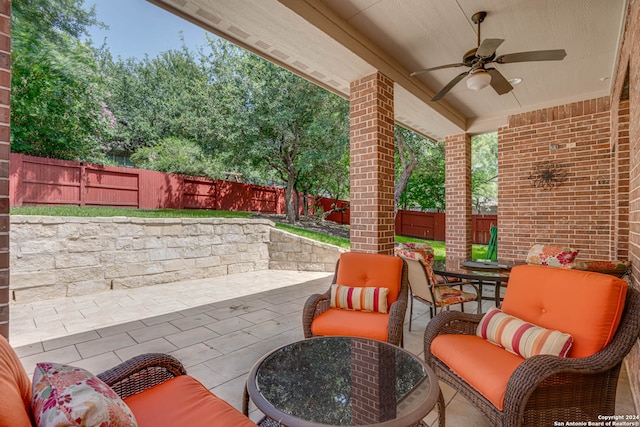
526 244 579 267
395 242 435 265
31 362 137 427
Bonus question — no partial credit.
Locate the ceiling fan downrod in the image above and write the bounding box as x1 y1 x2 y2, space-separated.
471 11 487 48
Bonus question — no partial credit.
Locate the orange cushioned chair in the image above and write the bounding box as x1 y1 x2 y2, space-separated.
302 252 408 346
423 265 640 427
0 335 256 427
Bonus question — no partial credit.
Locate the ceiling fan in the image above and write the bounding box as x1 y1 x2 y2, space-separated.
411 11 567 102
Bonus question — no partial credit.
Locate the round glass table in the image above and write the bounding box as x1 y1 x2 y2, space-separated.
432 259 514 308
244 336 440 427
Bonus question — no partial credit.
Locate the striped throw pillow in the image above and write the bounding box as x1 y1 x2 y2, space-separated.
330 284 389 313
476 307 573 358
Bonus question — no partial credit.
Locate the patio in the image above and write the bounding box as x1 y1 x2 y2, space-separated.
9 269 636 426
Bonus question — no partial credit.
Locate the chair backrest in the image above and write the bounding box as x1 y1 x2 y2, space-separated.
335 252 404 304
502 265 628 358
396 254 434 303
0 335 33 427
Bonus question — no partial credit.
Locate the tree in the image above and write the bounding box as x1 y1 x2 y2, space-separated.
130 137 224 179
471 132 498 213
214 45 349 223
394 126 420 215
398 140 446 211
11 0 110 162
100 45 222 154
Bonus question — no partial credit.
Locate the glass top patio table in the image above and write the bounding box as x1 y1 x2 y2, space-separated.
245 336 440 427
432 259 517 308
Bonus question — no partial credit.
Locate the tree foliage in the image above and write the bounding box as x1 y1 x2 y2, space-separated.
398 139 446 211
472 133 498 213
11 1 498 218
208 43 350 222
11 0 110 161
130 137 224 179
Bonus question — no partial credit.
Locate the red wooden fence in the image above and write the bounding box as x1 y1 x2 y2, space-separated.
394 210 496 244
9 154 496 243
9 154 287 213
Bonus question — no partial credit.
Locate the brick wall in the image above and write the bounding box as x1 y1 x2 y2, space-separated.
349 72 395 254
0 0 9 338
445 133 472 260
498 97 614 261
612 0 640 409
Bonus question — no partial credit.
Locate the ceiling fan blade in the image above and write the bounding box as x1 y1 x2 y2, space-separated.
411 63 465 76
495 49 567 64
486 68 513 95
476 38 504 58
431 71 470 101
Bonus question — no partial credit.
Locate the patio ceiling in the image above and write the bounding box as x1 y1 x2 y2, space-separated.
147 0 627 141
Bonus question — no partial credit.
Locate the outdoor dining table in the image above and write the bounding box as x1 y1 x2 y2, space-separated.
431 259 516 310
243 336 441 427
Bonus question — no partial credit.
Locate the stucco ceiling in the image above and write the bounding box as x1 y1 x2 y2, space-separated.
147 0 627 141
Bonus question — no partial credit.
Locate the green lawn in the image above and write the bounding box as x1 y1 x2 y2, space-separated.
11 206 251 219
11 206 488 259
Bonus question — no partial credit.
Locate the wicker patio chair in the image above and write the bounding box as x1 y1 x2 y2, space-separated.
302 252 408 346
423 265 640 427
396 251 478 330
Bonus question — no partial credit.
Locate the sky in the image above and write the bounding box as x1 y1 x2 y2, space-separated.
85 0 209 60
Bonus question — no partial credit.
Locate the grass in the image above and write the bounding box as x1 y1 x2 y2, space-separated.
275 223 350 249
11 205 488 259
10 206 252 219
395 235 488 260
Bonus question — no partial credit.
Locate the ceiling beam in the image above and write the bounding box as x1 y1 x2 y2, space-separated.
277 0 467 132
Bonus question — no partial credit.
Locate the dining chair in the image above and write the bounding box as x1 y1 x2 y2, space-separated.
396 249 478 330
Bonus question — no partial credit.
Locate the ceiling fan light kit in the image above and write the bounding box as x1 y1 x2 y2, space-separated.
411 11 567 102
466 70 492 90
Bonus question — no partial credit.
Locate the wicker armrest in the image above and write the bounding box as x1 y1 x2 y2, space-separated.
302 291 331 338
97 353 187 400
387 298 408 346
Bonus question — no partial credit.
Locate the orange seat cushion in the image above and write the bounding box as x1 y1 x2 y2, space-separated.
431 334 524 410
0 335 33 427
502 265 628 358
124 375 256 427
311 308 389 342
336 252 403 304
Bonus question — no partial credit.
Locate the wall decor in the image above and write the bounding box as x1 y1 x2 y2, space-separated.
528 160 568 189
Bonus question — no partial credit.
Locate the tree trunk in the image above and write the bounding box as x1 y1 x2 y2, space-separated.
394 131 418 216
285 163 297 224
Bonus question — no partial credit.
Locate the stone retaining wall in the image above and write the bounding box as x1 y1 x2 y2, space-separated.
10 216 343 302
268 228 345 272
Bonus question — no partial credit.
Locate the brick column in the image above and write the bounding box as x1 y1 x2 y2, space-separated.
351 339 396 424
614 99 630 258
349 72 395 254
0 0 9 338
445 133 472 260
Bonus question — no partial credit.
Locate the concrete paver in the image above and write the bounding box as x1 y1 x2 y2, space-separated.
8 270 636 426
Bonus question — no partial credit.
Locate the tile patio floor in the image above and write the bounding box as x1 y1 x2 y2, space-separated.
8 270 637 426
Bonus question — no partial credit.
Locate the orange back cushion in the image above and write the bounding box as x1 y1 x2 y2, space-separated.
335 252 403 304
0 335 33 427
502 265 627 358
